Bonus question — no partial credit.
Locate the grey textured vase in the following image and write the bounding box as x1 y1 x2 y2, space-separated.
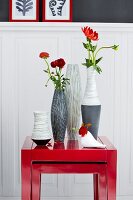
81 105 101 139
65 64 81 140
51 90 68 142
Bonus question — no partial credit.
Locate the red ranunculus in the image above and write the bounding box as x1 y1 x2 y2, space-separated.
39 52 49 59
51 61 57 68
79 126 88 137
56 58 66 68
82 26 99 41
92 31 99 41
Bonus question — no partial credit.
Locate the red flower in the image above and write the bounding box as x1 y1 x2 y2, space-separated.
79 126 88 137
51 61 57 68
82 26 99 41
39 52 49 59
56 58 66 68
92 31 99 41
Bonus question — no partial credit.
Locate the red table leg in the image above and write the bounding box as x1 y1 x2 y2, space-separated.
93 174 99 200
32 165 41 200
21 150 31 200
99 165 107 200
107 150 117 200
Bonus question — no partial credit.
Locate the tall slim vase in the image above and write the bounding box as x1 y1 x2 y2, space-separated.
65 64 81 140
81 67 101 139
51 89 68 142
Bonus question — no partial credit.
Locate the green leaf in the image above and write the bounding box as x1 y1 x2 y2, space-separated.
94 65 102 74
112 45 119 51
43 70 48 73
96 57 103 64
82 63 87 66
85 58 93 67
83 42 88 49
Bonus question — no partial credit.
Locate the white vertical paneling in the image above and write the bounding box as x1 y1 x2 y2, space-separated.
0 38 2 196
1 32 17 196
119 33 133 195
127 34 133 187
0 23 133 199
41 174 60 197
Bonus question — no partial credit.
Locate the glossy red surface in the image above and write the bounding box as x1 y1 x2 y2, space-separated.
21 136 117 200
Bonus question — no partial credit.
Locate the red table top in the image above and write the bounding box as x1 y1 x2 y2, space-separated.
21 136 116 163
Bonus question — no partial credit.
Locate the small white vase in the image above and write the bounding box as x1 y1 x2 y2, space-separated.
81 67 101 139
32 111 52 145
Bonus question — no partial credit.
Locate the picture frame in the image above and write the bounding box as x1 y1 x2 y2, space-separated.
9 0 39 22
42 0 72 22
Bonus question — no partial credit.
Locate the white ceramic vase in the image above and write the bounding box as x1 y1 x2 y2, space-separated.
81 67 101 139
32 111 52 145
65 64 82 140
82 67 100 105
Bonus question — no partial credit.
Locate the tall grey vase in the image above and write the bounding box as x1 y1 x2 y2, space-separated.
65 64 81 140
51 90 68 142
81 67 101 139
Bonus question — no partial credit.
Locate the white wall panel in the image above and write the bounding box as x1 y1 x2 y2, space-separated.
1 32 17 196
0 38 2 196
0 23 133 199
119 34 133 195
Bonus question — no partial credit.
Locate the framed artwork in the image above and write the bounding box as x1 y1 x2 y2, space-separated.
9 0 39 22
42 0 72 22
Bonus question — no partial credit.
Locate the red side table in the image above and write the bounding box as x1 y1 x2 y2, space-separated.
21 136 117 200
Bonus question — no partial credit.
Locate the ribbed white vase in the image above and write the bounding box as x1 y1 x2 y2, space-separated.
65 64 82 140
82 67 100 105
32 111 52 144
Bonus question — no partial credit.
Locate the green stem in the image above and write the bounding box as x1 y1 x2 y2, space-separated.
44 59 56 87
45 59 51 77
92 51 96 66
45 77 51 87
88 49 90 60
58 68 62 90
95 46 114 58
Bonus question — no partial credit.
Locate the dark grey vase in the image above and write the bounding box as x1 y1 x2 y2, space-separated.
51 90 68 142
81 105 101 139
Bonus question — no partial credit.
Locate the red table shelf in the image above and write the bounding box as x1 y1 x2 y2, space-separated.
21 136 117 200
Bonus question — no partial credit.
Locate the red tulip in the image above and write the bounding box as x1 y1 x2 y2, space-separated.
79 126 88 137
39 52 49 59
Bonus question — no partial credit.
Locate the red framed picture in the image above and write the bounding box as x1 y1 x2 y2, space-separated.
9 0 39 22
42 0 72 22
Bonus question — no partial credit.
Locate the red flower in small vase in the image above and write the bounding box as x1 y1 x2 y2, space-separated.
39 52 49 59
56 58 66 68
39 53 68 90
79 126 88 137
82 26 99 41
